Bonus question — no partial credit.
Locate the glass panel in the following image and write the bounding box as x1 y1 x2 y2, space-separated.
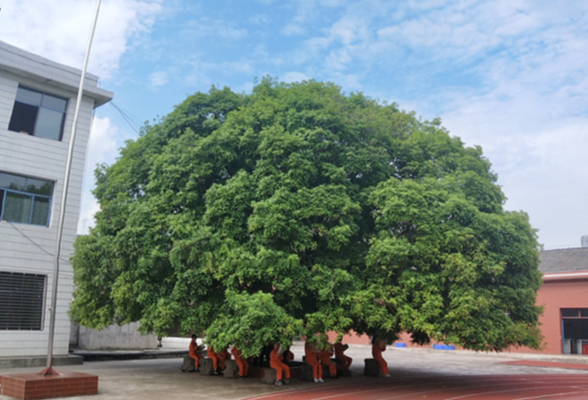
3 192 32 223
581 309 588 317
15 87 42 106
26 178 53 196
0 189 4 220
34 108 64 140
563 319 583 339
31 197 50 226
42 94 67 112
0 172 27 191
8 102 38 135
562 309 580 317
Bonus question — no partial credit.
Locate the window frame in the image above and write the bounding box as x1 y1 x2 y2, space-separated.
0 172 54 227
8 86 68 141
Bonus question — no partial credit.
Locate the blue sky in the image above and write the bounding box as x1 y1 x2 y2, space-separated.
1 0 587 249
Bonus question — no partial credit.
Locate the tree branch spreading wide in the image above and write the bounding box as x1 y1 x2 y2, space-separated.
70 78 542 353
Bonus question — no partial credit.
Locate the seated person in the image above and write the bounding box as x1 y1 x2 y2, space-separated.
334 337 352 370
188 334 204 372
320 342 338 379
270 343 291 386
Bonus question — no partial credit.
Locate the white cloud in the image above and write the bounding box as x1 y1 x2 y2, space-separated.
500 120 588 250
282 23 306 36
77 116 118 234
0 0 163 79
250 14 270 25
180 18 247 40
149 71 169 87
283 71 310 83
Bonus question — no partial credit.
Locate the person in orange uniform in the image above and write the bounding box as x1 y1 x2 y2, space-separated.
207 344 221 374
270 343 291 386
305 340 323 383
216 346 230 371
231 345 249 379
189 334 204 372
320 342 338 379
334 337 352 370
371 337 390 377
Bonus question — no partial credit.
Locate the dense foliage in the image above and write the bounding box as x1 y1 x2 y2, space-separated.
70 78 542 355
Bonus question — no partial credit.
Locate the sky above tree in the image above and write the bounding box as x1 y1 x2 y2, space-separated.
1 0 586 250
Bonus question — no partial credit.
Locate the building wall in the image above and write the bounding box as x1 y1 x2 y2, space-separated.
529 278 588 354
0 49 106 357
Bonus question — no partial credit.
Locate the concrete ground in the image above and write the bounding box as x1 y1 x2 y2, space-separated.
2 342 588 400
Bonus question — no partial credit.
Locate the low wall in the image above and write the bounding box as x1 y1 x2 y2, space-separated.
76 322 158 350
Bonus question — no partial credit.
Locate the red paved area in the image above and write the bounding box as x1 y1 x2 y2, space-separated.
240 375 588 400
503 360 588 370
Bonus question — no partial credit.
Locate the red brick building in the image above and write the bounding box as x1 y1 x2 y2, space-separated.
529 247 588 355
333 247 588 355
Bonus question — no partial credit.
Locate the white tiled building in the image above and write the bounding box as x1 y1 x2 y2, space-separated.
0 41 112 358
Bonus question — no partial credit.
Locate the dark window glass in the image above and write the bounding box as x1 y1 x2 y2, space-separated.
8 102 38 135
563 319 582 338
581 309 588 317
0 189 4 219
562 309 580 317
15 87 42 106
31 197 50 226
0 173 27 192
0 272 46 330
8 86 67 141
26 179 53 196
3 192 32 223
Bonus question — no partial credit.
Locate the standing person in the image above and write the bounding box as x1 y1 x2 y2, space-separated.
334 337 352 370
207 345 221 375
231 345 249 379
189 334 204 372
270 343 291 386
320 342 338 379
305 340 323 383
371 337 390 377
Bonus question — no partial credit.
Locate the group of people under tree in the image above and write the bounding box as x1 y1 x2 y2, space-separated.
189 333 390 386
189 335 249 379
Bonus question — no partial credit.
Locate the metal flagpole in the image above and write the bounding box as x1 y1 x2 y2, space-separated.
41 0 102 376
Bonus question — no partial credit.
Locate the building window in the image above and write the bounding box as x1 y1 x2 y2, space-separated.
561 308 588 354
0 271 46 330
0 172 54 226
8 86 68 141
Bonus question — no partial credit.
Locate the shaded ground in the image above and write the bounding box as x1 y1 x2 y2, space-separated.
2 343 588 400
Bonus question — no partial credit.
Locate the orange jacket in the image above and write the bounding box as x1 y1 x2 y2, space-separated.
231 346 243 359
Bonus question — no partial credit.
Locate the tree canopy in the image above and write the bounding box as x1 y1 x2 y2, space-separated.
70 78 542 355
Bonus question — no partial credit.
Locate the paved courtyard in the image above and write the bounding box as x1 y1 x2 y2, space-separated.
2 343 588 400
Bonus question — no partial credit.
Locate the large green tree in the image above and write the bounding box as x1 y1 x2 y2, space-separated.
70 79 542 355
